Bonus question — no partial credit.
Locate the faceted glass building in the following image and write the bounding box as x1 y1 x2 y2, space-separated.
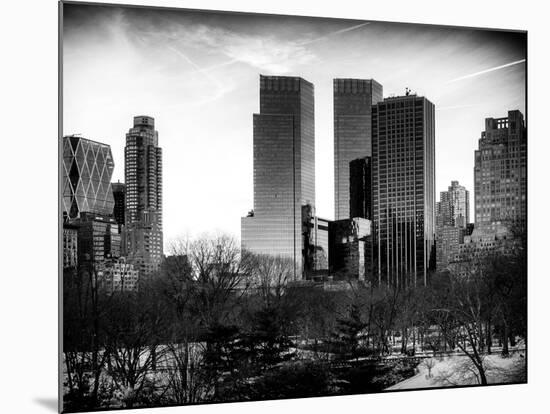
474 110 526 229
125 116 163 276
372 95 436 287
241 75 315 279
62 135 115 219
334 79 383 220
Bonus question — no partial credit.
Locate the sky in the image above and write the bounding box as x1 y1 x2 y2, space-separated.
62 3 526 246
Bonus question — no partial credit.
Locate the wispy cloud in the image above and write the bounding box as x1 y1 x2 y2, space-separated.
297 22 371 46
446 59 526 83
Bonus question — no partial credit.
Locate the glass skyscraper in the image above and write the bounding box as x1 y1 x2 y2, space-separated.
124 116 163 276
333 79 383 220
62 135 115 219
241 75 315 280
372 94 436 287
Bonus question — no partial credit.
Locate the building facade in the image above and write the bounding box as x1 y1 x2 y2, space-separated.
101 258 139 293
125 116 163 276
62 135 115 220
334 79 383 220
474 110 526 229
329 218 372 281
63 223 79 269
371 94 436 287
437 181 470 228
76 212 121 273
241 75 315 280
302 205 330 279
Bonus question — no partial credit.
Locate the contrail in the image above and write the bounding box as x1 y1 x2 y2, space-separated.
447 59 525 83
297 22 371 46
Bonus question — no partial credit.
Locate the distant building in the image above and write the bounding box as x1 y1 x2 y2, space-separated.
349 156 373 220
451 225 518 276
302 205 329 279
125 116 163 276
329 218 372 281
241 75 315 280
75 212 121 273
371 94 436 287
334 79 383 220
126 210 163 277
63 222 78 269
62 135 115 219
474 110 526 229
101 257 139 293
436 181 470 269
436 225 472 269
437 181 469 228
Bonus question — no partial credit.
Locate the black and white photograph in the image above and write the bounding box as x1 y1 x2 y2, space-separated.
56 0 532 412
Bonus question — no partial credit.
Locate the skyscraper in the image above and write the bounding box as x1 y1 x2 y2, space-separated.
474 110 526 229
371 94 436 287
333 79 383 220
241 75 315 279
125 116 163 276
62 135 115 220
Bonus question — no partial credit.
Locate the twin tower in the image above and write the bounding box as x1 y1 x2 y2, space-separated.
241 75 435 286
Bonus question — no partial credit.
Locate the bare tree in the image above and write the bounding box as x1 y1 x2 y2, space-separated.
245 252 294 307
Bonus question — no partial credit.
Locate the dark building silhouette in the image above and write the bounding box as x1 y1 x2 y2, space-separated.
349 156 372 220
372 94 436 287
125 116 163 276
112 181 126 229
241 75 316 280
334 78 383 220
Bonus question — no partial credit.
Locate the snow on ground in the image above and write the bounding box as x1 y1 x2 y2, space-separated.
386 352 526 390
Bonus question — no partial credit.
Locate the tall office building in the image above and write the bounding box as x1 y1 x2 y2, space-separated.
334 79 383 220
241 75 315 280
435 181 470 269
371 94 436 287
474 110 526 229
62 135 115 220
125 116 163 276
